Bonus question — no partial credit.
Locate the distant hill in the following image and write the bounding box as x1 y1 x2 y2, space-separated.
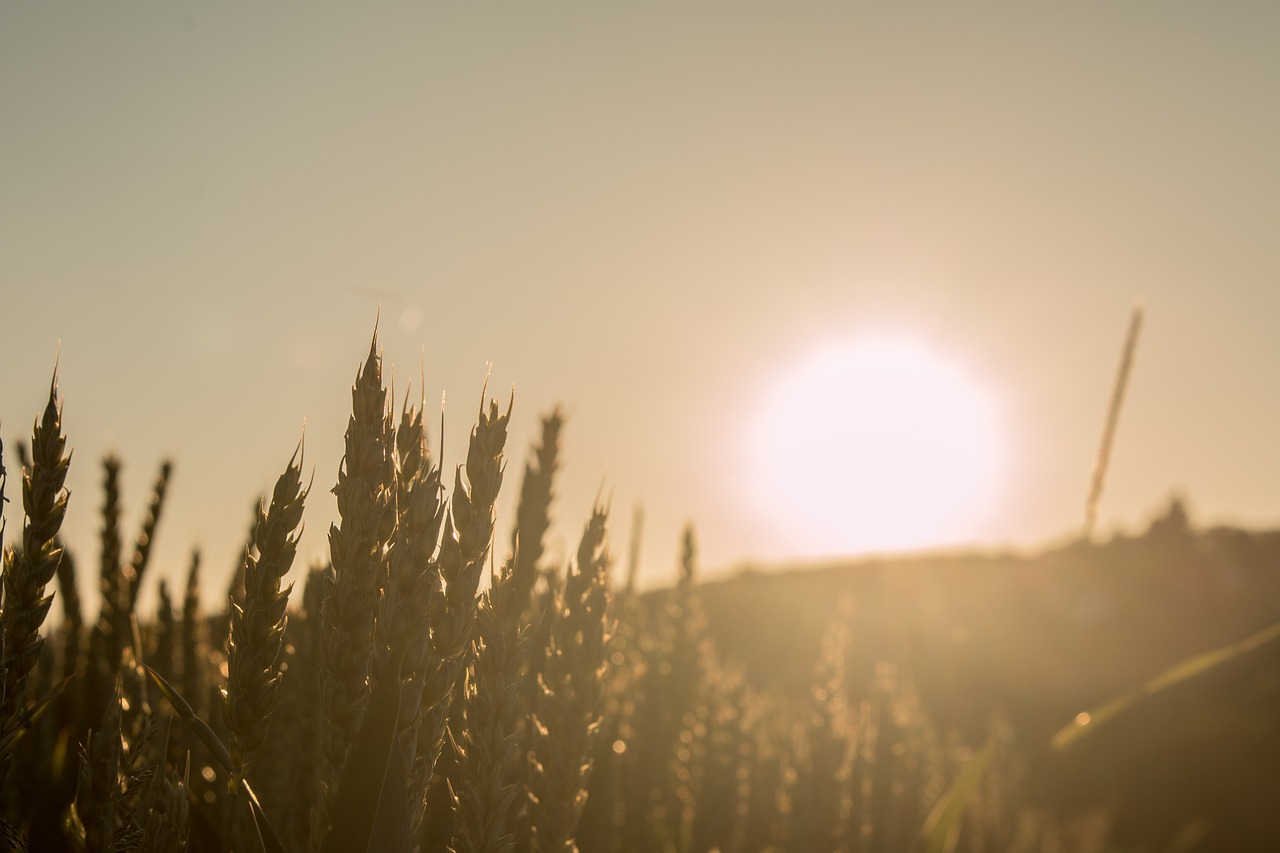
679 503 1280 849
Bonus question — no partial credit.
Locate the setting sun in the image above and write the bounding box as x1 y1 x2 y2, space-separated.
749 336 1004 555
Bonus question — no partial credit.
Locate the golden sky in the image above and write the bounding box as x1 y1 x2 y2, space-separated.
3 4 1279 607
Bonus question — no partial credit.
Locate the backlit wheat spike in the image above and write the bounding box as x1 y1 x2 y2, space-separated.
152 579 176 684
609 523 712 851
1 372 71 730
452 555 528 853
89 456 126 706
316 332 395 846
529 507 612 853
140 744 190 853
257 563 329 851
180 549 203 719
125 459 174 610
256 624 318 852
411 393 511 833
69 682 124 853
666 526 712 846
0 324 1122 853
511 407 563 617
375 394 441 677
786 619 853 852
223 446 307 780
580 557 646 853
377 393 448 806
687 661 752 853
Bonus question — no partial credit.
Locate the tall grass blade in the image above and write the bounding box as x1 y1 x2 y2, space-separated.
919 735 995 853
1052 620 1280 751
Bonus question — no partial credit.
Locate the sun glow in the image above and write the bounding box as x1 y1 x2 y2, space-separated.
749 336 1004 556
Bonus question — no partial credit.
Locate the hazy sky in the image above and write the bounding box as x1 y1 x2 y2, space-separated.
3 4 1279 610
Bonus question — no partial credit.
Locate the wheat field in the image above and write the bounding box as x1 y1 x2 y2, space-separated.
0 329 1133 853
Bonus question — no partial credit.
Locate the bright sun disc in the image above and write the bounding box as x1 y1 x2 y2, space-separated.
749 337 1003 555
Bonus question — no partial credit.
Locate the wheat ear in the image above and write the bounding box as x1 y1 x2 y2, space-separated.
152 578 177 683
68 684 125 852
1 372 71 725
377 393 448 802
223 445 307 779
316 334 395 844
452 554 528 853
124 459 174 610
529 507 612 853
179 550 204 719
411 393 511 830
89 456 126 703
510 408 563 617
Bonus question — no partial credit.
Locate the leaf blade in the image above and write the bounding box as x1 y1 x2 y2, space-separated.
919 736 995 853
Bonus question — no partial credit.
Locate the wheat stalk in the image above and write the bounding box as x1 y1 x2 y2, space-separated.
223 446 307 780
140 739 190 853
510 408 563 617
375 395 442 674
0 325 1095 852
409 392 511 841
179 550 203 720
376 392 451 820
452 555 527 853
124 460 174 610
151 579 176 683
316 334 395 845
89 455 126 708
68 682 124 852
786 619 853 852
529 507 612 853
1 373 71 728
